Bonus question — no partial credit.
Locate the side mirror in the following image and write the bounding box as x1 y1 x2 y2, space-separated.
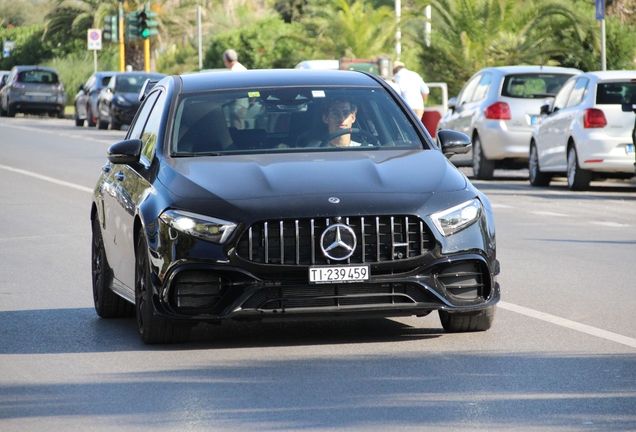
540 104 551 115
77 84 84 91
107 139 142 165
437 130 472 156
447 97 457 111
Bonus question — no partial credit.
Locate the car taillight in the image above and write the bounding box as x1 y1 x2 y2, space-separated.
55 83 65 91
484 102 511 120
13 82 26 89
583 108 607 128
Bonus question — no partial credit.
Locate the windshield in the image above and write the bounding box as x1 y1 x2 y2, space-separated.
171 87 424 155
116 76 148 93
501 73 574 98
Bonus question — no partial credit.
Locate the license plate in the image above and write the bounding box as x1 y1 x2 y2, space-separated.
627 144 634 153
309 265 369 284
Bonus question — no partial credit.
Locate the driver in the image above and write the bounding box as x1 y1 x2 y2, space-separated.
322 100 361 147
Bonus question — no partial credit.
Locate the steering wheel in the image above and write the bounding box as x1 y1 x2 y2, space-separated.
321 128 379 146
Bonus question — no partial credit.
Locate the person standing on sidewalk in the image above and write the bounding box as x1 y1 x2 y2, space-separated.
223 49 247 71
393 61 429 119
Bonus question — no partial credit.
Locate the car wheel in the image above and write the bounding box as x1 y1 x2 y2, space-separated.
92 217 135 318
472 134 495 180
98 116 109 130
438 306 496 332
567 146 591 191
6 104 16 117
110 119 121 130
135 230 192 344
56 109 65 119
75 117 85 127
0 100 7 117
528 142 551 187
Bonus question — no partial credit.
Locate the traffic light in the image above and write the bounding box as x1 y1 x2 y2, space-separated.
125 12 140 42
138 6 159 39
103 15 118 43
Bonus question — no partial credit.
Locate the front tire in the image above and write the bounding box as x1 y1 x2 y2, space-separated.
472 134 495 180
567 146 591 191
529 142 551 186
92 218 134 318
135 230 191 344
439 306 496 332
75 117 84 127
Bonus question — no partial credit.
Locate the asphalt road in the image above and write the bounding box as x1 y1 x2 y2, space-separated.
1 116 636 431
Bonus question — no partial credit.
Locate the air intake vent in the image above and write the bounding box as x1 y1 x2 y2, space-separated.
436 262 486 300
171 271 229 311
236 216 434 266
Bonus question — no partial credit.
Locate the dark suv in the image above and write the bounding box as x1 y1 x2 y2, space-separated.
0 66 67 118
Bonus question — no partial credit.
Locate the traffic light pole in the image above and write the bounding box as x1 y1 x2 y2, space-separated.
119 0 125 72
144 38 150 72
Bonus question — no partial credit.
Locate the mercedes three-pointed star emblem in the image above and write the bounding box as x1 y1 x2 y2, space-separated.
320 223 357 260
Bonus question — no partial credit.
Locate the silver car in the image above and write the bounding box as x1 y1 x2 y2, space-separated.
438 65 581 179
74 71 116 127
0 66 67 118
529 70 636 191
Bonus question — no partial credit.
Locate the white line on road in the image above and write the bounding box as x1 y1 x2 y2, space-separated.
531 211 569 217
0 164 93 193
499 301 636 349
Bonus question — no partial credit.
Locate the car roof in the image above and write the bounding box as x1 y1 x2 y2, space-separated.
578 70 636 80
480 65 582 75
177 69 383 93
11 65 59 73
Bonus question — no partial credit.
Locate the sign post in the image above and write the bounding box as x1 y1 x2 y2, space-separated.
596 0 606 71
87 29 102 73
3 40 14 58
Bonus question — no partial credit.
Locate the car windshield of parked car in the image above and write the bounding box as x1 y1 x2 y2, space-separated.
596 82 636 105
170 87 423 155
501 73 573 98
17 70 58 84
116 76 146 93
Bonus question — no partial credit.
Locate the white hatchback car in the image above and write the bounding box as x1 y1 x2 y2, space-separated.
529 71 636 191
438 65 581 179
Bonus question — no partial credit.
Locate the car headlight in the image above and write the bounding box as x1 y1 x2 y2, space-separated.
430 198 482 237
115 95 132 106
160 210 237 244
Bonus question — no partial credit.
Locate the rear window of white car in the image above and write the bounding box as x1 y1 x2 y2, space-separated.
596 82 636 105
501 73 573 99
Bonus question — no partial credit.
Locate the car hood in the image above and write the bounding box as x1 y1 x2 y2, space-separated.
158 149 469 219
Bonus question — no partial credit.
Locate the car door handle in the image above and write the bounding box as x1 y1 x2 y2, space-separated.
115 172 125 182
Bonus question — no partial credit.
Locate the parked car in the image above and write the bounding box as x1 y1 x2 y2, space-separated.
90 69 500 344
74 71 116 127
0 65 66 118
529 70 636 191
96 72 165 130
438 65 581 179
0 71 9 92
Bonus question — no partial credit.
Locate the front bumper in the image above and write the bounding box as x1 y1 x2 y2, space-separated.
151 254 500 323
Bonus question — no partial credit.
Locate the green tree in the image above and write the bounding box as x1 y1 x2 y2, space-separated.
303 0 396 59
204 16 313 69
410 0 593 96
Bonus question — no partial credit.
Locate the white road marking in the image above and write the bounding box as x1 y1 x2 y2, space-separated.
0 121 114 144
589 221 630 228
499 301 636 349
490 203 513 208
531 211 568 217
0 164 93 193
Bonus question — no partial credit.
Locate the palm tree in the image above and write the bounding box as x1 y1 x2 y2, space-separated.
304 0 396 58
406 0 593 96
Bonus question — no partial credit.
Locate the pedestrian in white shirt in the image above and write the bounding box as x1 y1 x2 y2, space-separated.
223 49 247 71
392 61 429 119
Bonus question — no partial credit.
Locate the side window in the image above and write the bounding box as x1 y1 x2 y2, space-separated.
140 91 167 163
471 73 492 102
127 91 160 140
566 78 589 108
457 74 481 106
85 76 96 91
552 79 576 112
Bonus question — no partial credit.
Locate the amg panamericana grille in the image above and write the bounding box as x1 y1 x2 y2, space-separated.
236 216 435 266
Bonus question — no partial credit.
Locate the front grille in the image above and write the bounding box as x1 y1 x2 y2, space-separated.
236 216 434 266
241 283 434 311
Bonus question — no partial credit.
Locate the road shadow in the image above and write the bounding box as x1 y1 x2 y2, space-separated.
0 308 442 355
